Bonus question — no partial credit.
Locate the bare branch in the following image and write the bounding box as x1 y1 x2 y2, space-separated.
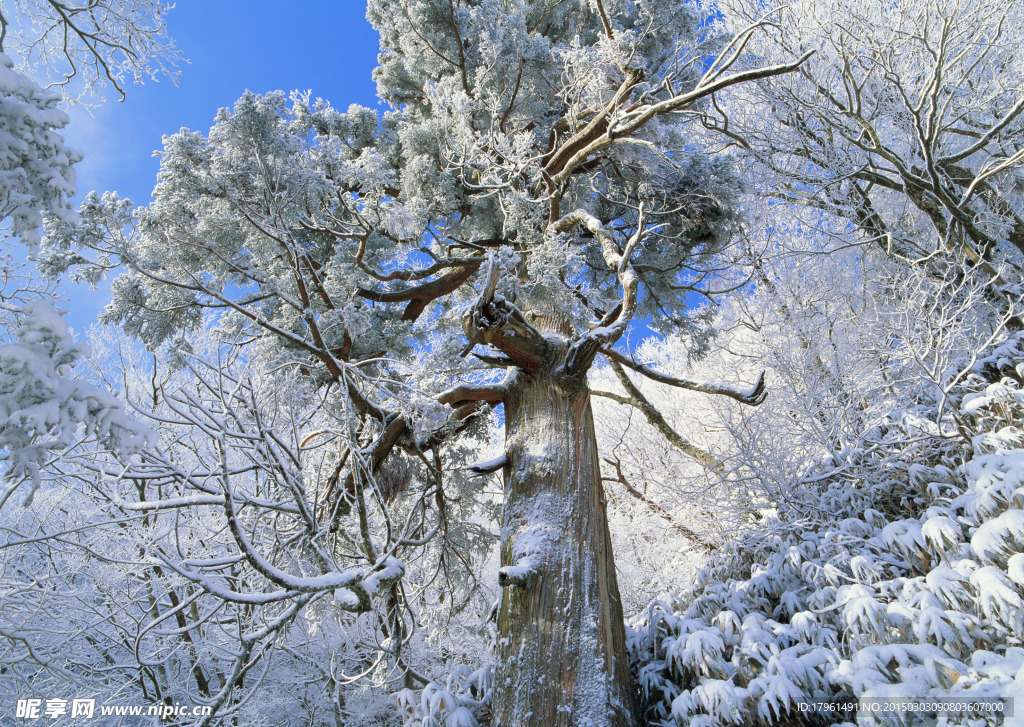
464 454 508 477
602 359 723 471
601 456 717 552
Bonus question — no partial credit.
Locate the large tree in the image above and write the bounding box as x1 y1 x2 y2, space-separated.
44 1 804 723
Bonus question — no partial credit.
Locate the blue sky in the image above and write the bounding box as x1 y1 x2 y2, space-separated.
57 2 382 330
65 2 380 202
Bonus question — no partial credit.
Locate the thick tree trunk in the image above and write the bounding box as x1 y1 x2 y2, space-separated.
492 316 636 727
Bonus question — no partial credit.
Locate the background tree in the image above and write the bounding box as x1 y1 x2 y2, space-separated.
0 0 178 248
711 0 1023 328
3 324 443 726
0 53 78 248
0 0 179 490
0 0 178 103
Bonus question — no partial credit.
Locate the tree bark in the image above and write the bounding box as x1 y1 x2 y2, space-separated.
492 314 636 727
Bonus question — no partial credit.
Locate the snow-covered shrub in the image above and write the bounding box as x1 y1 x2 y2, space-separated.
628 334 1024 725
396 664 493 727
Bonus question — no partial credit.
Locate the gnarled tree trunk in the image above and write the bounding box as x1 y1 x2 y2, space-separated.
492 315 636 727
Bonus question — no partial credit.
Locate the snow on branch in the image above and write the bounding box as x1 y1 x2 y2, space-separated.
601 455 718 552
463 454 508 477
543 32 812 185
356 256 483 322
601 358 723 472
0 55 79 247
601 347 768 406
551 205 648 376
0 301 153 504
437 380 508 407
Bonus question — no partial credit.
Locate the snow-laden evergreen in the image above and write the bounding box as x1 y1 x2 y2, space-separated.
0 299 151 500
0 53 79 246
627 335 1024 725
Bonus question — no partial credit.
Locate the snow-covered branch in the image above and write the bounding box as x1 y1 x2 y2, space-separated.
602 347 767 406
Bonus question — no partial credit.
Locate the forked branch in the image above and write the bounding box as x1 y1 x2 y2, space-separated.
461 253 549 370
551 206 648 377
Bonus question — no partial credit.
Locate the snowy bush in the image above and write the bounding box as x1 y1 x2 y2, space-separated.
628 334 1024 725
396 664 493 727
